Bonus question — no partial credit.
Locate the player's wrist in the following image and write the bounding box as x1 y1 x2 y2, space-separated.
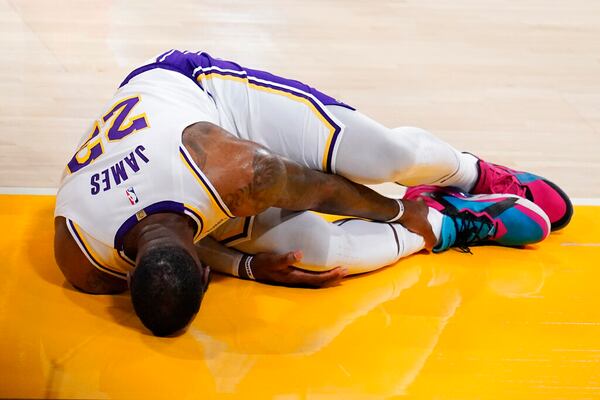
237 254 256 280
386 199 405 223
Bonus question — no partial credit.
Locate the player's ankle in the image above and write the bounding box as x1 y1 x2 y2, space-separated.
457 152 479 192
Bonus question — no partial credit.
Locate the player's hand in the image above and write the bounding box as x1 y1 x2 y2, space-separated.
250 251 348 288
398 199 437 251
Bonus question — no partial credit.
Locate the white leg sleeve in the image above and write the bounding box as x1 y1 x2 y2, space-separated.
329 105 478 191
232 208 426 275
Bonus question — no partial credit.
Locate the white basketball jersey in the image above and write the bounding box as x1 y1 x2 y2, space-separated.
55 68 235 279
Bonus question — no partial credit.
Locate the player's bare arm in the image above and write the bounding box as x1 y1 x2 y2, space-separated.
54 212 203 295
183 122 436 249
54 217 128 294
195 236 347 288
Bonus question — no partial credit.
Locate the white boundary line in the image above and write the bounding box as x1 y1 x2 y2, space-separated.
0 187 56 195
0 186 599 206
570 198 600 206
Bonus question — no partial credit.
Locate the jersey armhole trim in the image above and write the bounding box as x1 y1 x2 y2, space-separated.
219 216 255 246
66 219 128 280
184 204 206 242
113 200 204 249
179 145 235 218
116 249 135 268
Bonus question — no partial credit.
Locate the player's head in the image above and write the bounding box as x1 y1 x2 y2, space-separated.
129 245 209 336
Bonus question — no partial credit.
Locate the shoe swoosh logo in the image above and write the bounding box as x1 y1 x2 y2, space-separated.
482 197 518 218
428 192 519 218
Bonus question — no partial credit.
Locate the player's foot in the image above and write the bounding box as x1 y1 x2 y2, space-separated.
470 156 573 231
404 185 550 253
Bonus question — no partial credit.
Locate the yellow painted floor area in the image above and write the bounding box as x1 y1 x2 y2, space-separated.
1 195 600 399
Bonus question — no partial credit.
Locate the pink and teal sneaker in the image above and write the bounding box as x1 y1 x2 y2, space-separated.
471 158 573 231
404 185 551 253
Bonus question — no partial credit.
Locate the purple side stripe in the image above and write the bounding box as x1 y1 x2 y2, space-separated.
240 76 343 173
387 223 401 256
196 52 354 110
121 49 354 110
119 62 205 91
197 68 343 173
119 50 353 173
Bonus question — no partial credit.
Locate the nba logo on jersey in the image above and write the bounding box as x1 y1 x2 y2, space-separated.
126 187 139 205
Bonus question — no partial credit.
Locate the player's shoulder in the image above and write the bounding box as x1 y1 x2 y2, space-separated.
53 217 127 294
182 122 286 217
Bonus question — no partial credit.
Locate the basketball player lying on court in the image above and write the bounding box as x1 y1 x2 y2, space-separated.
54 50 572 336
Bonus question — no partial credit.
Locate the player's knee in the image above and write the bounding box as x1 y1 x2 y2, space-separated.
391 126 445 174
368 129 419 181
391 126 434 155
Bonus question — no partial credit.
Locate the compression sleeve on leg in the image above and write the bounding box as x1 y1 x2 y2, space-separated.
232 209 426 275
327 105 478 191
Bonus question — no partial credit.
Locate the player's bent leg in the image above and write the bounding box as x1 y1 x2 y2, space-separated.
231 208 427 275
328 106 479 189
328 106 572 231
189 50 475 187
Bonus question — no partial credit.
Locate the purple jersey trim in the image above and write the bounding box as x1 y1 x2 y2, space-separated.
207 72 343 173
194 52 355 110
120 50 353 173
68 219 127 278
117 250 135 267
119 62 204 89
219 216 254 246
120 50 354 110
183 206 205 233
113 200 193 249
183 206 206 243
179 146 235 217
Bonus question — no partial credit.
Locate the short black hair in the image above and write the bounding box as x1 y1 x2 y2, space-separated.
130 246 204 336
